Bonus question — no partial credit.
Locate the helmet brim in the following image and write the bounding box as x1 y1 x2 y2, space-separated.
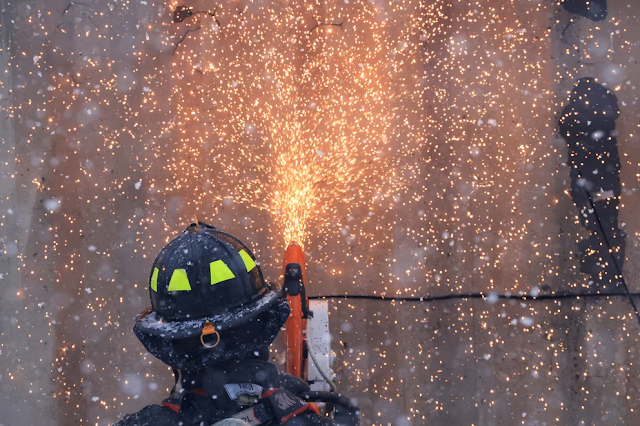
134 282 285 340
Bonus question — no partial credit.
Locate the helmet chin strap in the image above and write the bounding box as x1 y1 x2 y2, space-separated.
170 368 182 394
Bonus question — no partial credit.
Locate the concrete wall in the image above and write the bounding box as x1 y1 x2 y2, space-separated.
1 0 639 425
0 1 56 424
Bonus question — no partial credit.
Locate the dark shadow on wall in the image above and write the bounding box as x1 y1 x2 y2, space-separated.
558 78 626 286
561 0 608 21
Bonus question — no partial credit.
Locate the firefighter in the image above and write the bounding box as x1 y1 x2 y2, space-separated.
114 222 359 426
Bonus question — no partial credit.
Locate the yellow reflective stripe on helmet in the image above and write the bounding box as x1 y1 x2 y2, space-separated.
210 260 235 285
167 269 192 291
150 267 159 292
239 250 256 272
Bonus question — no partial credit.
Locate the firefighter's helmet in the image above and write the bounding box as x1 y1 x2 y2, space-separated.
133 222 289 371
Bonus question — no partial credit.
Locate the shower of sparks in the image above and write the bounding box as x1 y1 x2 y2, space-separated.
163 0 410 246
3 0 640 424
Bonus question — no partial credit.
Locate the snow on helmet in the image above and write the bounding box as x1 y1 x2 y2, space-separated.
133 222 289 370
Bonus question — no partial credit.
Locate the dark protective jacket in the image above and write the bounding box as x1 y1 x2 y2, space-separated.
114 359 359 426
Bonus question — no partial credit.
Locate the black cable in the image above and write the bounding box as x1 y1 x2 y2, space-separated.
309 291 640 302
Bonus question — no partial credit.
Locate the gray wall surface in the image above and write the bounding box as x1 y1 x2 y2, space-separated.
1 0 639 425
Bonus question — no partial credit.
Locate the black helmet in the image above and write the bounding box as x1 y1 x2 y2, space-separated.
133 222 289 371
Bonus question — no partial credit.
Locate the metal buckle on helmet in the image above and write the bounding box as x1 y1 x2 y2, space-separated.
201 321 221 348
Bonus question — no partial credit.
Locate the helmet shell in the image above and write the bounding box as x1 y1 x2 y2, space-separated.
148 223 266 323
133 223 289 370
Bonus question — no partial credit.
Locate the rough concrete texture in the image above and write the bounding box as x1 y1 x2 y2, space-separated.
1 0 640 425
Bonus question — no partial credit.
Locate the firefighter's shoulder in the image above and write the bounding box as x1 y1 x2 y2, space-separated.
112 403 183 426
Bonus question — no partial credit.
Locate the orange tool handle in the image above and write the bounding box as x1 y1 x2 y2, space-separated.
283 242 307 379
